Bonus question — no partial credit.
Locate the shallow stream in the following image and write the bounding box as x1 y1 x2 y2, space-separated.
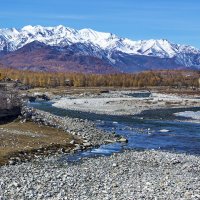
30 101 200 162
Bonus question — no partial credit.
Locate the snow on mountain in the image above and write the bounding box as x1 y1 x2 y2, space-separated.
0 25 200 69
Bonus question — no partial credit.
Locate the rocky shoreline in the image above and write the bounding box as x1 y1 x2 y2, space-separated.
1 150 200 199
21 106 125 147
3 106 126 165
1 92 200 199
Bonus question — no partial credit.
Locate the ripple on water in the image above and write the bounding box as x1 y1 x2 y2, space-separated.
29 101 200 162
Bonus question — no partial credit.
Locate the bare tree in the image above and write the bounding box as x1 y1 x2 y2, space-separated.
0 84 21 110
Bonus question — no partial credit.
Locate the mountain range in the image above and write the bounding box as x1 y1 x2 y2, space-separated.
0 25 200 73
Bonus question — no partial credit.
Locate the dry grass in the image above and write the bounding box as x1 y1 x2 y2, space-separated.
25 87 109 97
25 86 147 96
0 121 80 165
26 86 200 97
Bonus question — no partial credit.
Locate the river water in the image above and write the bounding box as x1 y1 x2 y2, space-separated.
29 101 200 162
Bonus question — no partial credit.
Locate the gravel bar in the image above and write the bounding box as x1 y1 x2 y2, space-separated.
21 106 120 147
1 104 200 199
1 150 200 200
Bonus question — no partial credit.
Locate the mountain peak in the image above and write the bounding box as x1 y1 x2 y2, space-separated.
21 25 35 31
0 25 200 70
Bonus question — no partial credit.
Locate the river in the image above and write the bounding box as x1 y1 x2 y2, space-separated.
29 101 200 162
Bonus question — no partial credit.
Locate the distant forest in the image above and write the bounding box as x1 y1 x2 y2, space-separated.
0 67 199 88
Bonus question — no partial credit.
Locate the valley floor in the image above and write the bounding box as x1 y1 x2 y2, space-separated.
1 88 200 199
1 150 200 199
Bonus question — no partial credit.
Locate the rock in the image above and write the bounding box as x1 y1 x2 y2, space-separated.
20 119 26 123
105 140 115 143
12 181 21 188
8 160 16 165
83 142 91 147
117 138 128 143
70 140 75 145
112 163 118 167
1 150 200 199
74 144 81 151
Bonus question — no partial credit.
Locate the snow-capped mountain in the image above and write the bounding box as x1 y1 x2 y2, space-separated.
0 25 200 73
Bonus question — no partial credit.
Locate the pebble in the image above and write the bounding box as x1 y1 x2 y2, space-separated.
1 150 200 199
117 138 128 143
20 106 118 147
1 104 199 199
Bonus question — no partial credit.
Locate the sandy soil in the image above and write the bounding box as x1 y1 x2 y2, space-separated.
0 121 79 165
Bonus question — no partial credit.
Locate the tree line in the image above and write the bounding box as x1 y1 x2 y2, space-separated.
0 67 199 88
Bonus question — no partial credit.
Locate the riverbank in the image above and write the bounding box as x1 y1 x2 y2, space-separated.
1 150 200 199
21 106 123 147
0 120 80 165
0 106 125 166
1 89 200 199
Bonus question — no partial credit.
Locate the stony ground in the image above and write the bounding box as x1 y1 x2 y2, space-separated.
1 89 200 199
0 150 200 200
0 105 123 165
52 91 200 116
21 106 121 147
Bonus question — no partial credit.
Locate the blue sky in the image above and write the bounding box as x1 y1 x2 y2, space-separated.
0 0 200 48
